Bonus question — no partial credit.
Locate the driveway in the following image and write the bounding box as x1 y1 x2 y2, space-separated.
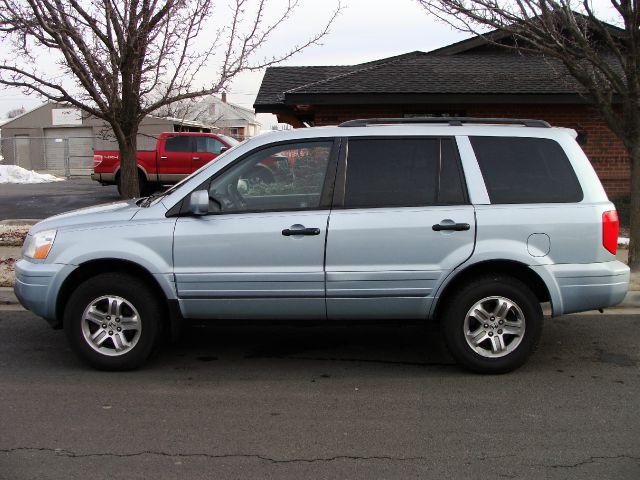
0 177 119 220
1 312 638 479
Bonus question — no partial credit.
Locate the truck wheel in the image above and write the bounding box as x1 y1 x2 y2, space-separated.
63 273 164 370
440 275 543 374
116 171 151 197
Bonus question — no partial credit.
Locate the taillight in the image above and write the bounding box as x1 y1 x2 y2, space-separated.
602 210 619 255
93 155 103 168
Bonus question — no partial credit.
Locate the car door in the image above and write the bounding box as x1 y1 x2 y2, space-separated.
325 136 476 319
159 135 194 182
173 139 339 320
192 136 225 171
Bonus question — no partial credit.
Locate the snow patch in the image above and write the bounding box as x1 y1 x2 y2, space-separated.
0 165 64 184
618 237 630 247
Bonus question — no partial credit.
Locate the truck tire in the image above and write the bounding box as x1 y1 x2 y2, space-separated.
117 170 151 197
440 275 543 374
63 272 164 370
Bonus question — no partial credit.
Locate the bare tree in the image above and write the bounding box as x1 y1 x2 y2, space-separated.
417 0 640 269
0 0 340 197
6 106 26 118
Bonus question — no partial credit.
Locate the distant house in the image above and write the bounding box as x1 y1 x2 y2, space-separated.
198 93 261 140
0 102 214 173
254 27 629 199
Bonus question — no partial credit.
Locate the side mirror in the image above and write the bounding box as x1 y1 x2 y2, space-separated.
219 146 228 154
189 190 209 216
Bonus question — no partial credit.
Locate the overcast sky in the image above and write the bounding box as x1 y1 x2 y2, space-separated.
0 0 467 127
0 0 619 128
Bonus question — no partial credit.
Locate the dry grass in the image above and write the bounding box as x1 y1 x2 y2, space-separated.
0 257 16 287
0 225 29 246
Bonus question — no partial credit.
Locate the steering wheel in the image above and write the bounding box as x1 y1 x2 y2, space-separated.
226 181 247 210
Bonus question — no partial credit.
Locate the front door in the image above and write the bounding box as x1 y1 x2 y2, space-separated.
191 135 225 171
325 137 476 319
173 139 338 319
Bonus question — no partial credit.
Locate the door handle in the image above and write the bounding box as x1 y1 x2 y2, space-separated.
160 156 167 160
432 222 471 231
282 227 321 236
193 156 200 160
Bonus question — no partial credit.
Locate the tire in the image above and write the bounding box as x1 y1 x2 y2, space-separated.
63 273 164 370
440 275 543 374
116 170 152 197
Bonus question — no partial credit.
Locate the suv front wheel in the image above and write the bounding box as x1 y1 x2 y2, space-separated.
63 273 163 370
441 275 543 374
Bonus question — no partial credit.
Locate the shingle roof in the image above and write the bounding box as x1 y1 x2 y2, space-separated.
253 51 587 109
287 54 583 96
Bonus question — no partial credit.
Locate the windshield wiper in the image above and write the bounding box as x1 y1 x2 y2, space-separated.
139 190 166 207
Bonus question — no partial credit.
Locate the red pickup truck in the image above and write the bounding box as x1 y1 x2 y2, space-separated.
91 132 239 195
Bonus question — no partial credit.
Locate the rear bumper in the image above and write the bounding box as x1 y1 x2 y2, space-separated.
91 172 116 183
537 260 630 315
13 259 76 328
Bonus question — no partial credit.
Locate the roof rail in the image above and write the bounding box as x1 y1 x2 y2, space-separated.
338 117 552 128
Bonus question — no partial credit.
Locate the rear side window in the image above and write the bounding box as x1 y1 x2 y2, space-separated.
165 136 191 152
344 138 466 208
470 136 583 204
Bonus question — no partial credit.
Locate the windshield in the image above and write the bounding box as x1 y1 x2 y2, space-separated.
219 135 240 146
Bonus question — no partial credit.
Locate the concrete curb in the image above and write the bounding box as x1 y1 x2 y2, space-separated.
0 219 40 226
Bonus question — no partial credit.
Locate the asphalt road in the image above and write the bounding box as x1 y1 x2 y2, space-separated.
0 311 639 479
0 177 119 220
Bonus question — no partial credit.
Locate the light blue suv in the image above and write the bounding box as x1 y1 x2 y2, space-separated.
14 118 630 373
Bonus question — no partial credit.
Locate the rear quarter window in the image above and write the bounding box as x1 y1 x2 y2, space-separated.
470 136 583 204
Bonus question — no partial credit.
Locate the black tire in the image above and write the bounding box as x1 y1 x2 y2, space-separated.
440 275 543 374
116 170 152 197
63 272 164 370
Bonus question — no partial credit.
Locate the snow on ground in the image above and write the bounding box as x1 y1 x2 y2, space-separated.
618 237 630 247
0 165 64 184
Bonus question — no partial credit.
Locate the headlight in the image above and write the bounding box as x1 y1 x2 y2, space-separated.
24 229 57 260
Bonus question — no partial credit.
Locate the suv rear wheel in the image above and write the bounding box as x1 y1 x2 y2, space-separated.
63 273 163 370
441 275 543 374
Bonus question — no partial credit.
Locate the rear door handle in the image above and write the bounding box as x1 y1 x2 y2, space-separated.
282 227 321 236
432 222 471 231
193 156 200 160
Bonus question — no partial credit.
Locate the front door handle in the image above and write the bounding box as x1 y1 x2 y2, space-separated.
193 156 200 160
282 227 321 236
432 222 471 232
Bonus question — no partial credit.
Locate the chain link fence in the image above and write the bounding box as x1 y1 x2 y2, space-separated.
0 135 96 177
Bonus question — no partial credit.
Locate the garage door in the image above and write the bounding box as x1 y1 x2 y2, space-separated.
44 128 94 174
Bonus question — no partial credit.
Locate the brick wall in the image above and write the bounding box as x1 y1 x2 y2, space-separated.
307 103 630 198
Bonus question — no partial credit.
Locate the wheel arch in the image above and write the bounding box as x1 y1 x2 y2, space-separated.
432 259 552 320
56 258 180 337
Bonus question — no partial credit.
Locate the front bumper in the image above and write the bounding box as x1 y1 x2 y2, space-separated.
14 259 76 327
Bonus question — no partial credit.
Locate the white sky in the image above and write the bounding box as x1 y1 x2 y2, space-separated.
0 0 620 129
0 0 466 128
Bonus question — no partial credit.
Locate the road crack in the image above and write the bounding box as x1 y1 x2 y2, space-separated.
0 446 431 464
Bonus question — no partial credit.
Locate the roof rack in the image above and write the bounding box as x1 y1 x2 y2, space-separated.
338 117 552 128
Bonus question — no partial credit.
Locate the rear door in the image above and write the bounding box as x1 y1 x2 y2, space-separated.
325 136 476 319
158 135 193 182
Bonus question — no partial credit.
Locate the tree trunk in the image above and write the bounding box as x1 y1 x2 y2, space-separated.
627 143 640 271
117 128 141 199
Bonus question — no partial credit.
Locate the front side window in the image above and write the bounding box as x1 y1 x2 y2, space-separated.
344 138 466 208
195 137 224 154
207 141 333 213
470 136 583 204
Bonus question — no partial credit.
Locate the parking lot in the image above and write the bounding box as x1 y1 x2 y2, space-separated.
0 177 119 219
1 311 638 479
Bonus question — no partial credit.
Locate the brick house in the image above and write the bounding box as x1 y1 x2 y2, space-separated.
254 31 629 199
